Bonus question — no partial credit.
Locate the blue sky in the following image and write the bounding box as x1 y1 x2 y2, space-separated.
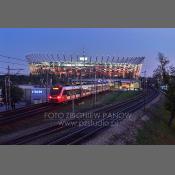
0 28 175 76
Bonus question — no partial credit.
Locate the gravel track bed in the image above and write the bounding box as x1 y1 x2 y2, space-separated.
83 94 162 145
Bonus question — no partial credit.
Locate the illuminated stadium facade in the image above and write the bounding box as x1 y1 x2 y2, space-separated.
26 54 145 79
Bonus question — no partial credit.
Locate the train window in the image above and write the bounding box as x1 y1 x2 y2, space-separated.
66 90 75 96
67 90 74 96
68 90 74 96
50 88 62 95
62 88 90 96
75 89 81 94
82 89 87 93
63 90 69 96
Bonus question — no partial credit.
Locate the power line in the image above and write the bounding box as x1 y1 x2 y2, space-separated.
0 59 27 66
0 71 6 75
0 54 29 75
0 66 6 69
0 67 27 75
0 54 26 62
0 66 24 71
0 72 28 76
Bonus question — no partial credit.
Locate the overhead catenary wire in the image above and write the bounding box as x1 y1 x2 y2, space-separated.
0 71 6 75
0 54 30 76
0 66 27 75
0 54 27 69
0 54 26 62
0 59 27 66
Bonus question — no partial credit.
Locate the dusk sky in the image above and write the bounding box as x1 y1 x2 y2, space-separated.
0 28 175 76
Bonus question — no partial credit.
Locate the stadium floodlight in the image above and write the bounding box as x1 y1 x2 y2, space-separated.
106 56 110 63
63 55 66 62
112 57 115 63
51 54 56 62
56 54 60 62
76 55 79 62
101 56 104 64
46 54 51 62
95 56 98 63
89 56 92 63
70 55 73 62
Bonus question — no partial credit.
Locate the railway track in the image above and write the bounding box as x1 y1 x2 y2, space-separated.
46 89 159 145
0 91 141 125
0 102 49 116
0 101 80 126
2 124 65 145
0 103 57 125
0 88 159 145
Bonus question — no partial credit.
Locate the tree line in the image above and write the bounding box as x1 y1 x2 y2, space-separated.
153 52 175 127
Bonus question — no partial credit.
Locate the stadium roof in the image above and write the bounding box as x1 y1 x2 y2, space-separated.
26 54 145 65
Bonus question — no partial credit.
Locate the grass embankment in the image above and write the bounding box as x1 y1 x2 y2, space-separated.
136 96 175 144
75 90 141 112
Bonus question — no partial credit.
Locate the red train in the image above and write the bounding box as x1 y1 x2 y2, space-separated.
48 83 111 103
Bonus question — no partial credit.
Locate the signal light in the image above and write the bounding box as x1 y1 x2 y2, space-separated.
49 95 52 99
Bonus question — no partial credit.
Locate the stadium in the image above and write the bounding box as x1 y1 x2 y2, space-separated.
26 54 145 80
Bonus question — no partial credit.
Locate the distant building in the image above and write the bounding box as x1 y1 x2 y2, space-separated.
0 89 3 106
18 85 50 104
26 54 145 80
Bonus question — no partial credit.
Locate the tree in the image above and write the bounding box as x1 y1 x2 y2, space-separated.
157 52 169 85
153 53 170 88
153 53 175 127
165 77 175 127
10 85 24 109
153 65 162 88
169 65 175 77
153 53 169 90
165 66 175 127
161 64 175 127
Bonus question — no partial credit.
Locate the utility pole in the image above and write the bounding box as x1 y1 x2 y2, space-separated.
46 69 48 102
101 56 104 92
111 56 115 90
72 79 75 113
4 76 8 110
81 48 86 97
142 70 147 112
4 66 24 110
94 57 97 107
78 49 85 98
94 67 97 106
70 57 75 113
7 66 11 109
80 63 82 95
